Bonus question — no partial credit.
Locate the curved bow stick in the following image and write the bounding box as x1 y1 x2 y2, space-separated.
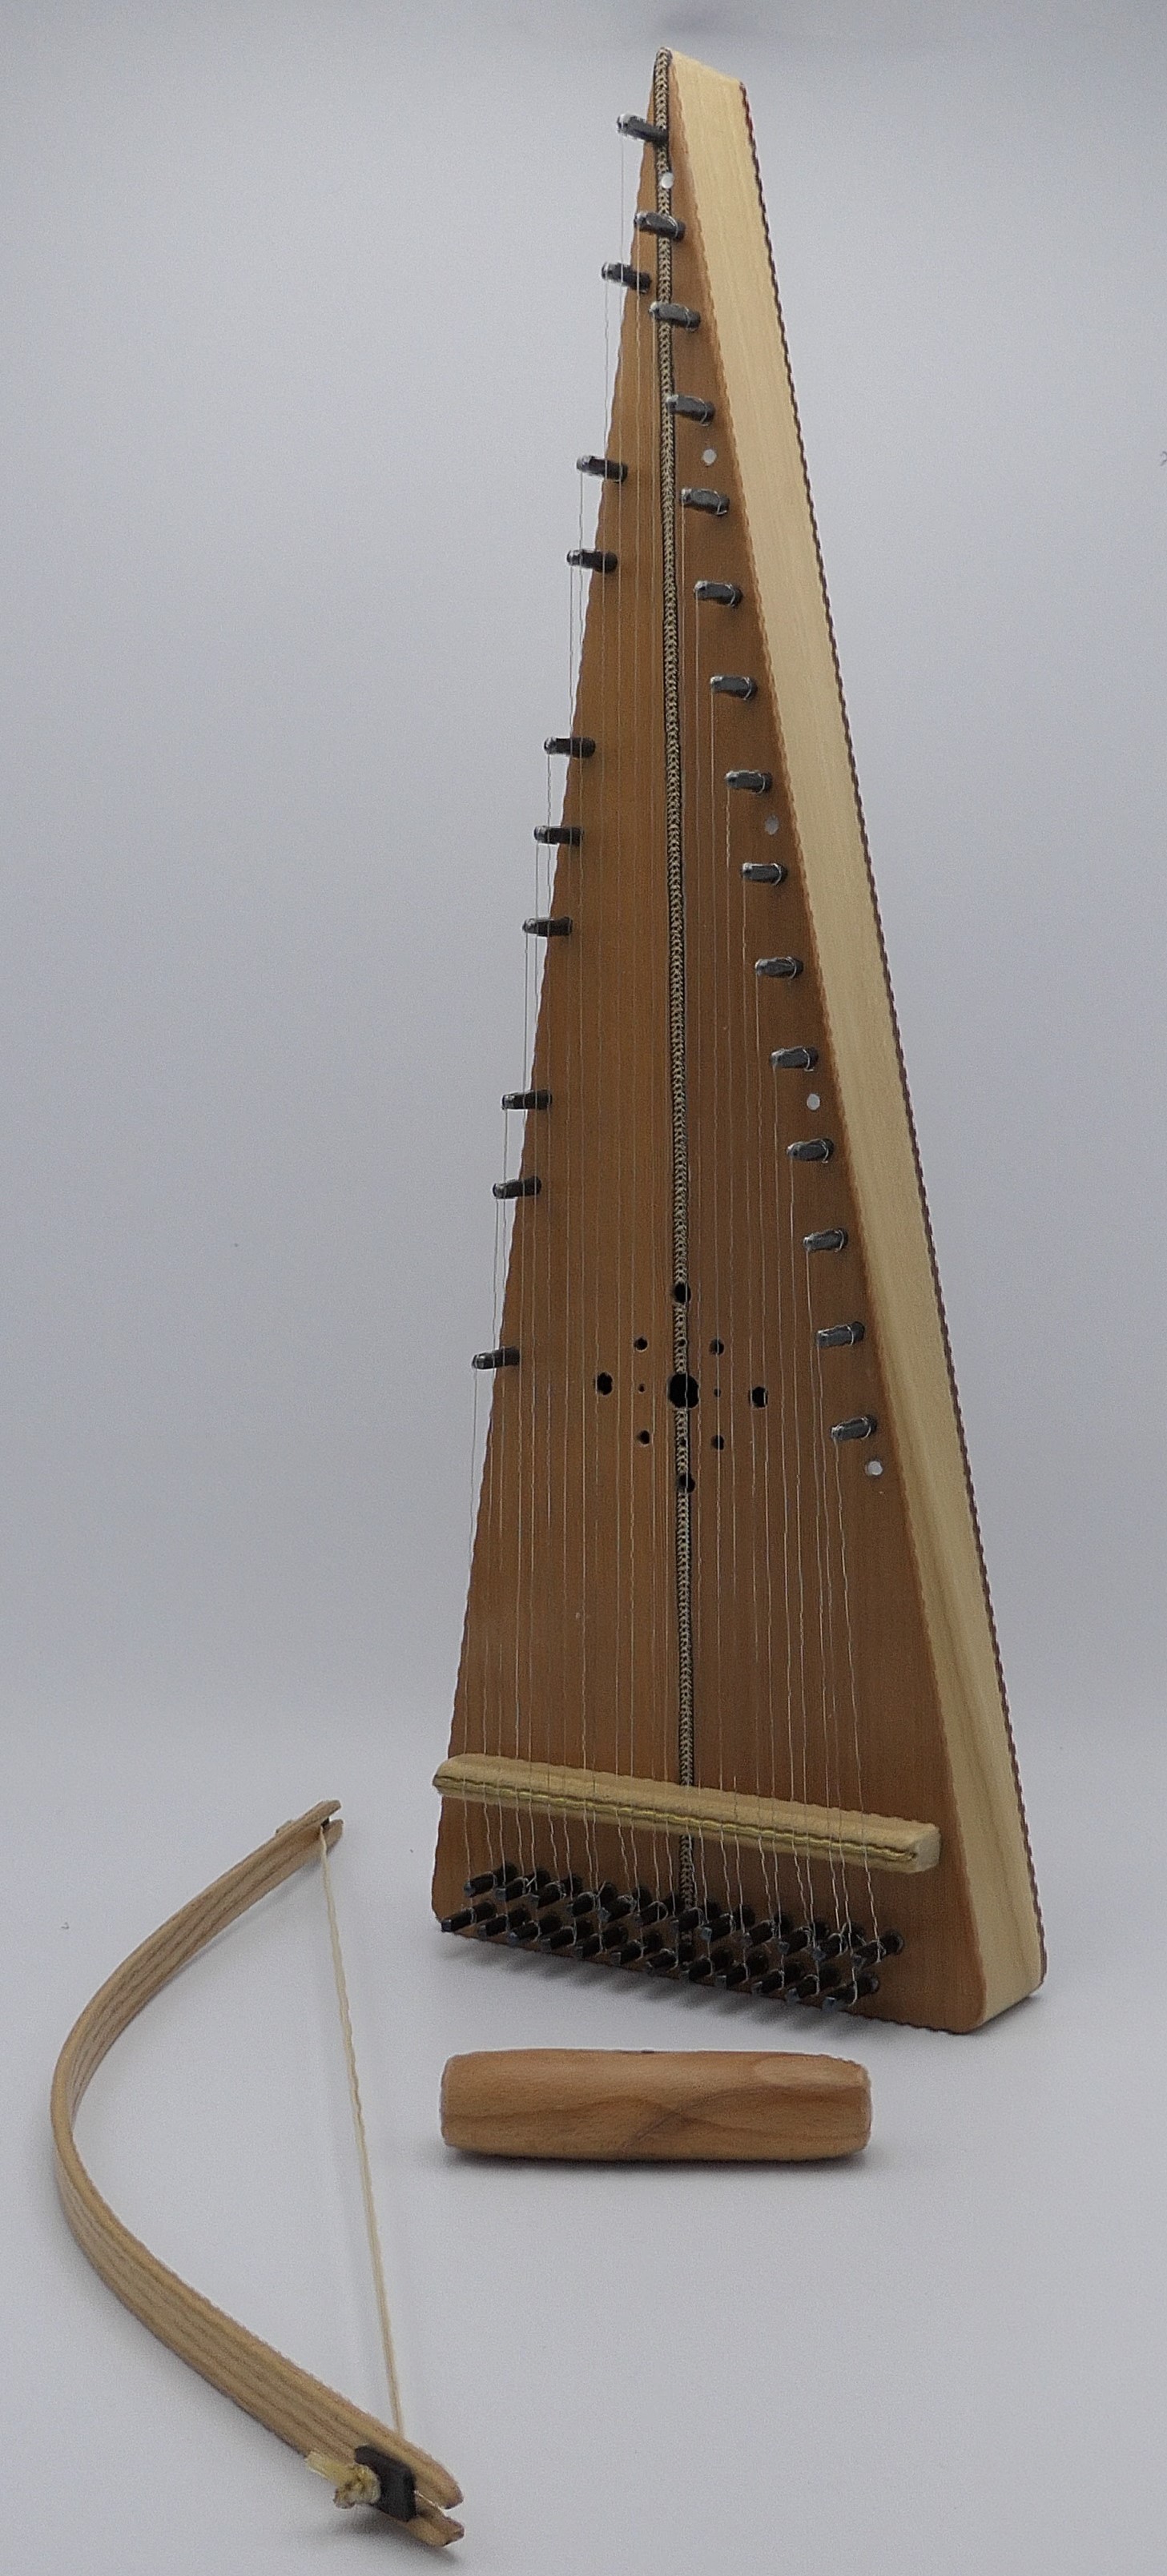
50 1799 464 2548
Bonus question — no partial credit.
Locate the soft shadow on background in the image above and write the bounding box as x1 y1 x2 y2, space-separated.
2 4 1165 2570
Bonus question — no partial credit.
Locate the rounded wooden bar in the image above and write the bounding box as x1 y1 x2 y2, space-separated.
441 2048 871 2162
50 1801 462 2548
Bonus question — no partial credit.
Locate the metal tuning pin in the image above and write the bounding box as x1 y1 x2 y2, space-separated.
533 823 582 846
669 392 716 423
602 261 652 293
788 1136 834 1160
544 735 595 758
493 1175 541 1201
576 455 627 482
804 1227 848 1252
634 207 686 240
695 577 741 604
831 1413 878 1442
472 1346 520 1369
681 485 729 515
742 862 787 884
523 915 573 938
710 673 756 698
502 1089 551 1111
650 299 700 330
617 111 668 145
755 955 803 980
771 1045 818 1071
726 767 772 792
816 1321 864 1347
567 547 618 574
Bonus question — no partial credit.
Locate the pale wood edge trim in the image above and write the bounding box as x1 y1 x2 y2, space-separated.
50 1801 463 2539
434 1754 939 1875
668 50 1044 2021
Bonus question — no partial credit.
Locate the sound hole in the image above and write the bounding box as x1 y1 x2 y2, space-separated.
595 1372 614 1395
667 1372 699 1409
750 1385 767 1408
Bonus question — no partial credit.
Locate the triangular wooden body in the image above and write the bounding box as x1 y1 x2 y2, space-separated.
433 50 1043 2032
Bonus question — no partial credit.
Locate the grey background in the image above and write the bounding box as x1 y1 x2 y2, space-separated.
2 3 1165 2570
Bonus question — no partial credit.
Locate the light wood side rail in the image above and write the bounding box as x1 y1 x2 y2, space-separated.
434 1754 940 1875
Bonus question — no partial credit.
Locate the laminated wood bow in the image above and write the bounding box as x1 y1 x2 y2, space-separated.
50 1800 463 2547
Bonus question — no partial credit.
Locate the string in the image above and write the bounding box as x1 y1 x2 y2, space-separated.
317 1828 404 2437
803 1232 847 1933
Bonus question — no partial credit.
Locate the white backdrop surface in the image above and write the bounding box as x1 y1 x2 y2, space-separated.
2 4 1166 2570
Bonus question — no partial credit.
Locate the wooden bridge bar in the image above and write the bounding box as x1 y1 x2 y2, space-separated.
434 1753 940 1875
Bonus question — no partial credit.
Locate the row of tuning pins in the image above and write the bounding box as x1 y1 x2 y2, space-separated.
595 180 879 1449
477 135 877 1454
441 1862 903 2009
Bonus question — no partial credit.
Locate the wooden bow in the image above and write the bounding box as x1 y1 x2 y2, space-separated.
50 1799 463 2547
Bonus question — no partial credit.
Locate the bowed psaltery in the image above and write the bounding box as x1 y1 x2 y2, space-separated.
434 48 1044 2033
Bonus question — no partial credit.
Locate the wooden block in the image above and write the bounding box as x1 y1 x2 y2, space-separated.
440 2048 871 2163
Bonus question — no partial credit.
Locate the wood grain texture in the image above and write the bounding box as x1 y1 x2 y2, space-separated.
51 1803 463 2547
435 1753 940 1873
441 2048 871 2161
433 49 1043 2035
